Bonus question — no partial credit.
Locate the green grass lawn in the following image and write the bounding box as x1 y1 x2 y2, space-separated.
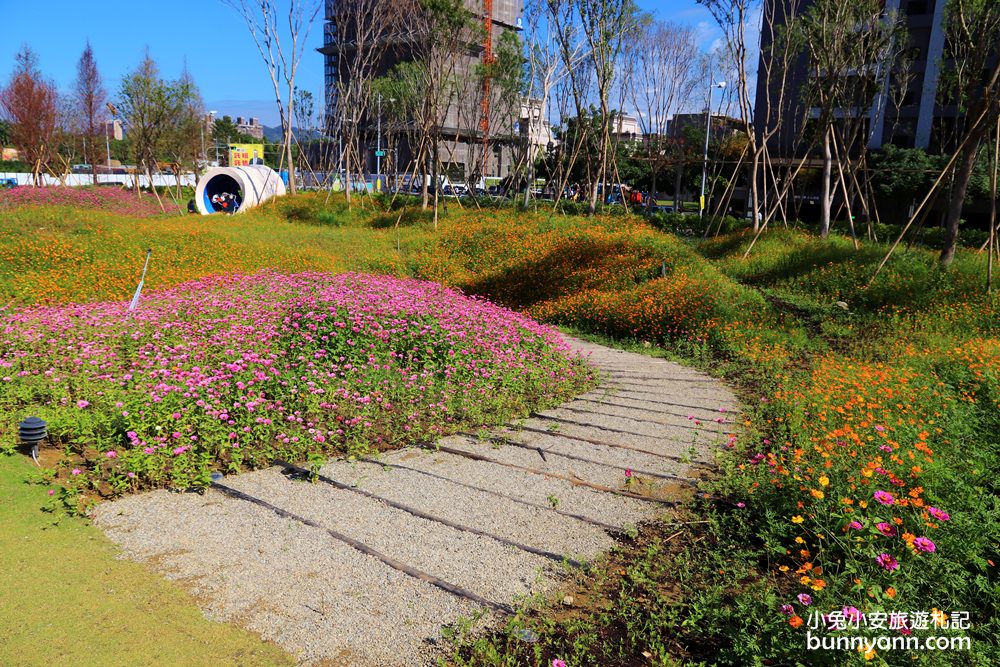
0 456 293 666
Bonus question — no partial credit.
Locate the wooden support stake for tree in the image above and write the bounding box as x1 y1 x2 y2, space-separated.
867 105 990 287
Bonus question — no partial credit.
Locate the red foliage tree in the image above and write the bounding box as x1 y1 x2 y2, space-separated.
0 45 59 185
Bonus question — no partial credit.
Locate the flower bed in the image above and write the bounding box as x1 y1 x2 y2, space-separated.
0 271 594 499
0 185 166 217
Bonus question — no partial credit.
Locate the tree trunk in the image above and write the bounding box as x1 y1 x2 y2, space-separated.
940 140 981 267
749 148 761 232
588 120 608 215
820 127 832 238
674 166 682 211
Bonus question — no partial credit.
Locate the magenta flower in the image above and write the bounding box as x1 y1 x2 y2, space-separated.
47 489 55 496
876 553 899 571
172 446 188 456
873 490 895 505
848 520 863 530
876 522 897 537
71 468 82 475
105 450 117 458
552 660 567 667
843 606 863 623
76 400 90 409
797 593 812 606
874 425 885 432
928 507 950 522
913 537 936 553
624 468 633 478
736 502 746 508
780 604 794 615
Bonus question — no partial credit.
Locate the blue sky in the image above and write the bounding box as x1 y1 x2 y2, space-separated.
1 0 725 126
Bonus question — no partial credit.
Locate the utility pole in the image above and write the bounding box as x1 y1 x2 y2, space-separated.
699 75 726 221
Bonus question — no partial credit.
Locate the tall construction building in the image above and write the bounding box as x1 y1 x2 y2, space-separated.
319 0 524 183
756 0 964 155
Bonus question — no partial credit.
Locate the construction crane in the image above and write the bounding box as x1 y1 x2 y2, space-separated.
479 0 494 179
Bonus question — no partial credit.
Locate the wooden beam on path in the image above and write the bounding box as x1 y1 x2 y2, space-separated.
274 460 582 568
422 444 677 504
354 455 624 533
210 480 514 614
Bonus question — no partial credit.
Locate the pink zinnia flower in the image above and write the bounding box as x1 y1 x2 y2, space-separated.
876 522 896 537
913 537 936 553
172 446 188 455
736 502 746 508
47 489 55 496
552 660 567 667
848 520 863 530
105 450 117 458
76 400 90 409
876 553 899 571
71 468 82 476
873 490 895 505
780 604 794 615
624 468 633 478
874 425 885 432
843 606 863 623
928 507 950 522
797 593 812 606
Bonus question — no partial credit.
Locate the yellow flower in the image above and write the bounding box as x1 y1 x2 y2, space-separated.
791 515 804 524
778 565 790 572
818 475 829 487
810 489 825 500
795 536 805 544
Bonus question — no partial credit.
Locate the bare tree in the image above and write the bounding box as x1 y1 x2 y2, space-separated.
73 42 107 184
799 0 902 239
521 0 575 206
223 0 323 195
628 19 699 205
936 0 1000 267
576 0 640 214
0 46 59 186
698 0 763 228
328 0 402 206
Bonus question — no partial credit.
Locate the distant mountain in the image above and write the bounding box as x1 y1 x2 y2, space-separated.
263 125 284 142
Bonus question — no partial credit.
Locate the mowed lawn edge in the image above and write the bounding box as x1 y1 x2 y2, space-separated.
0 457 295 666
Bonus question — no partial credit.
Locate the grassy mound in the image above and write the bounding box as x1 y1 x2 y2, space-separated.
0 185 166 217
1 271 593 504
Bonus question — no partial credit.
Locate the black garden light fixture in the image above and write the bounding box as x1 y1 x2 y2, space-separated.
18 416 47 465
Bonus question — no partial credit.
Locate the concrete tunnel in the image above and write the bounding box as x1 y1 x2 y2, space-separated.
194 165 286 215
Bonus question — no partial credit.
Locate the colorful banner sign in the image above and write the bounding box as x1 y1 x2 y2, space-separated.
228 143 265 167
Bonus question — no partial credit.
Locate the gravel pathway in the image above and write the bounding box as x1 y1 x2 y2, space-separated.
94 336 740 666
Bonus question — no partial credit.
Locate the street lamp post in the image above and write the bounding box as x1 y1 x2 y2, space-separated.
388 98 396 190
376 93 382 192
699 76 727 220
